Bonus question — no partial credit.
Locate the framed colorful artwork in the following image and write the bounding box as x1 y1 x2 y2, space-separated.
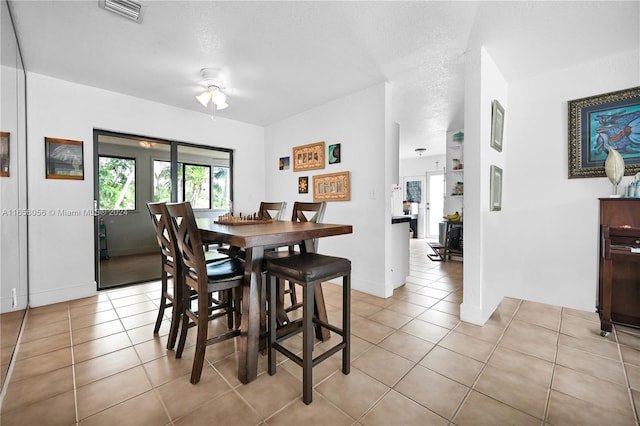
568 86 640 178
279 156 290 170
45 137 84 180
293 141 325 172
328 143 341 164
313 171 350 202
298 176 308 194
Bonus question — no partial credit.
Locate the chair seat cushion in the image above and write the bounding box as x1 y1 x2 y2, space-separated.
187 257 244 281
206 257 245 279
265 253 350 283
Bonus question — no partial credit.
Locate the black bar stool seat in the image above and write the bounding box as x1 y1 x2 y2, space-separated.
266 252 351 404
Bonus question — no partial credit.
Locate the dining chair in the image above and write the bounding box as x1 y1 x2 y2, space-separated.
146 202 183 350
165 201 245 384
269 202 326 313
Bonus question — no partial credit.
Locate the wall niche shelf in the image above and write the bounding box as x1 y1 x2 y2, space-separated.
444 129 464 218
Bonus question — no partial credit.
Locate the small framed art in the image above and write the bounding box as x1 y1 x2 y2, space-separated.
45 137 84 180
0 132 9 177
279 156 290 170
298 176 309 194
490 100 505 152
328 143 341 164
490 165 503 211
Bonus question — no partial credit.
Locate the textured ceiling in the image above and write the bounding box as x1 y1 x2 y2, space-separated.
8 1 640 159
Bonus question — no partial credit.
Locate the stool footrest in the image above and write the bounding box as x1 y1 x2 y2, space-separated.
272 341 346 369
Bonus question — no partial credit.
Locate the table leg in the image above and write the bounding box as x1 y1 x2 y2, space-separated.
237 246 264 384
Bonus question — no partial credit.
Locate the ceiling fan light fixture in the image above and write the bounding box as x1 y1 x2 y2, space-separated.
211 88 226 106
195 90 212 107
415 148 427 156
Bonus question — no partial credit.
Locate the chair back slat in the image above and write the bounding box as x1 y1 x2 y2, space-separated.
291 202 326 224
259 201 287 221
291 202 326 252
165 202 207 286
147 202 177 261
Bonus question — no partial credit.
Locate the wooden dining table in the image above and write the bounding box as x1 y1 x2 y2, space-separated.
197 218 353 384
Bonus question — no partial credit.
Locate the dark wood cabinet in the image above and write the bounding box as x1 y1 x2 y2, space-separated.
598 198 640 334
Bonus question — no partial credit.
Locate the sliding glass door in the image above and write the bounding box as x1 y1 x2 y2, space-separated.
94 130 232 289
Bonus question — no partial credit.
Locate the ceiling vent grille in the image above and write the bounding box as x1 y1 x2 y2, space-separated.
99 0 146 23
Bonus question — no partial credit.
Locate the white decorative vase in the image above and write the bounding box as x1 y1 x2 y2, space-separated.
605 147 625 197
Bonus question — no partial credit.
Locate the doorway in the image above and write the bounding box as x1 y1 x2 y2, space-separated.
425 170 445 240
402 175 425 238
93 130 233 289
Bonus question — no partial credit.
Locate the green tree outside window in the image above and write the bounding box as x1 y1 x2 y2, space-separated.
99 156 136 210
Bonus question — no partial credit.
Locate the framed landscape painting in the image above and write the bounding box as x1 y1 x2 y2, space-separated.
568 86 640 178
45 137 84 180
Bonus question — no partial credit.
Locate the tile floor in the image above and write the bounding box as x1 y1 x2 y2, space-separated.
2 240 640 425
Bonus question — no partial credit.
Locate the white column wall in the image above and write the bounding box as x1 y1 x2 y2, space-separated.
461 47 640 324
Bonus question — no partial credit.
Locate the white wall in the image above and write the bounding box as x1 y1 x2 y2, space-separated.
401 155 445 178
497 49 639 312
462 47 640 324
27 73 264 306
460 47 508 325
264 83 394 297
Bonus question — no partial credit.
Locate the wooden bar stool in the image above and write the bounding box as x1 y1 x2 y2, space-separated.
266 252 350 404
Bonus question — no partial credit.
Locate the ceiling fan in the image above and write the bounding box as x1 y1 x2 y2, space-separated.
195 68 229 118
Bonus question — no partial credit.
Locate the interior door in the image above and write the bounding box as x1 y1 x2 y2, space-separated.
425 170 445 240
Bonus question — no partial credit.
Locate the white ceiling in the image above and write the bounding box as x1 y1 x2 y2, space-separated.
9 1 639 159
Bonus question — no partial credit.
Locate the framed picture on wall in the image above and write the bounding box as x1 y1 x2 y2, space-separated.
313 171 350 202
293 141 325 172
45 137 84 180
490 165 503 211
279 156 290 170
568 86 640 178
490 99 505 152
0 132 9 177
298 176 308 194
328 143 341 164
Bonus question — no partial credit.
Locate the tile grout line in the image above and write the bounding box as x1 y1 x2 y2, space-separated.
68 304 80 426
543 307 563 424
0 307 30 407
613 326 640 425
119 291 177 426
448 298 523 424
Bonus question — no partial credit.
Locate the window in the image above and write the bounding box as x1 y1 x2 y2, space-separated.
183 163 211 209
98 155 136 210
152 160 171 202
152 160 230 209
211 166 230 209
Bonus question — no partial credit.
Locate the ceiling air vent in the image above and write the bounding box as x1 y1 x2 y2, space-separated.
98 0 146 23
